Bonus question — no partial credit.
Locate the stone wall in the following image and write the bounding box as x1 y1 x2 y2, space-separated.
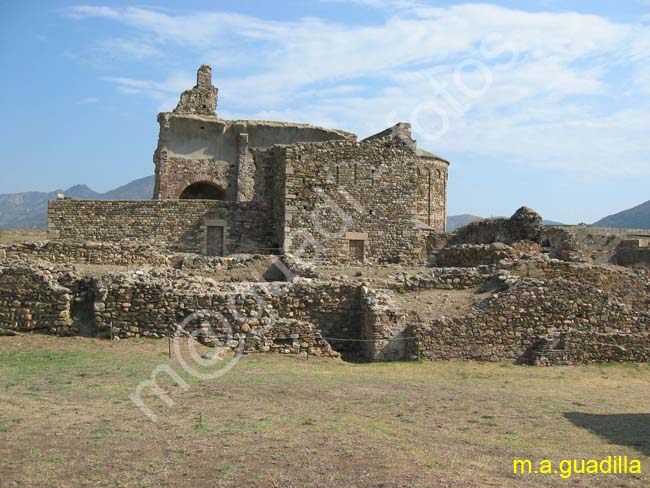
1 241 170 266
409 276 650 363
0 262 361 358
530 331 650 365
360 259 649 363
155 149 234 201
0 241 286 281
275 138 446 263
449 207 544 246
360 286 412 361
546 225 650 264
173 64 218 117
0 264 72 334
506 259 650 311
154 113 353 201
436 243 516 267
48 199 274 255
612 248 650 269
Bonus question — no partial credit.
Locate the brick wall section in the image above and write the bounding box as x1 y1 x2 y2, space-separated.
47 199 275 254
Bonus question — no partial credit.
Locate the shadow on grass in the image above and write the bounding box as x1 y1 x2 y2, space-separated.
564 412 650 457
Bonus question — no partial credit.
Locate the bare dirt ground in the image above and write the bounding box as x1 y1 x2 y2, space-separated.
391 288 492 320
0 229 47 245
1 335 649 487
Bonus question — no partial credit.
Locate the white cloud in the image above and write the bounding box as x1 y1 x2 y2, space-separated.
97 38 161 60
635 64 650 93
65 3 650 177
76 97 98 105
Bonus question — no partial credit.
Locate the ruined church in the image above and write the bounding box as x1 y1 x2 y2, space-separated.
49 65 449 263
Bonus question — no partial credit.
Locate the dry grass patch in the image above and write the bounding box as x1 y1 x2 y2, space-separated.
0 335 649 487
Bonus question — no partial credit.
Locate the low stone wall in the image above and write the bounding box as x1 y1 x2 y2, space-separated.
436 243 516 267
1 241 170 266
48 199 274 254
0 229 48 244
360 286 411 361
546 225 650 264
409 276 650 362
611 247 650 269
544 226 586 262
448 207 544 246
506 259 650 311
2 258 648 365
530 332 650 365
0 264 72 334
0 262 359 358
381 266 502 291
0 241 289 282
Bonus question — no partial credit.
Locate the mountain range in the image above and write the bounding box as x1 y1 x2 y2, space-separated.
0 176 647 231
0 176 154 229
593 200 650 230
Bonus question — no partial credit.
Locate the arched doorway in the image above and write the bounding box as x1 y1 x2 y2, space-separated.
179 181 226 200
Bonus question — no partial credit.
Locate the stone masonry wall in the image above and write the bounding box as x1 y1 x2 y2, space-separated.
1 258 648 364
155 149 234 201
0 264 73 335
449 207 544 246
1 241 170 266
48 199 274 255
436 243 516 267
275 139 445 263
0 262 360 358
409 276 650 363
173 64 218 116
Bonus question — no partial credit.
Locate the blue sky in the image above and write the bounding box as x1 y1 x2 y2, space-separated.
1 0 649 223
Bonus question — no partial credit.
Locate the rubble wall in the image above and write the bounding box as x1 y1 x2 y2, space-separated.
409 276 650 363
0 264 73 334
47 199 274 254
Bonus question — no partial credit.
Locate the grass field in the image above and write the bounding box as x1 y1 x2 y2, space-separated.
1 335 649 487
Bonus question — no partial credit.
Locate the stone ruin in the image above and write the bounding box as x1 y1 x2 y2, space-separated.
1 65 649 365
49 65 450 264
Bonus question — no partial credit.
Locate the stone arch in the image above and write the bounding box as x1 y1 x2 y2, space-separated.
179 181 226 200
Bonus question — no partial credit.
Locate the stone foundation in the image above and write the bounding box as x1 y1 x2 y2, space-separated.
1 250 648 365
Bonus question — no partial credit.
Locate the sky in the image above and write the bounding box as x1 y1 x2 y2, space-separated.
0 0 649 223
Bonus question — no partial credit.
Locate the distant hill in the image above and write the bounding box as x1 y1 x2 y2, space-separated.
447 214 483 232
593 200 650 230
0 176 154 229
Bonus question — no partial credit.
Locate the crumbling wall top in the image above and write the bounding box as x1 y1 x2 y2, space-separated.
173 65 218 117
